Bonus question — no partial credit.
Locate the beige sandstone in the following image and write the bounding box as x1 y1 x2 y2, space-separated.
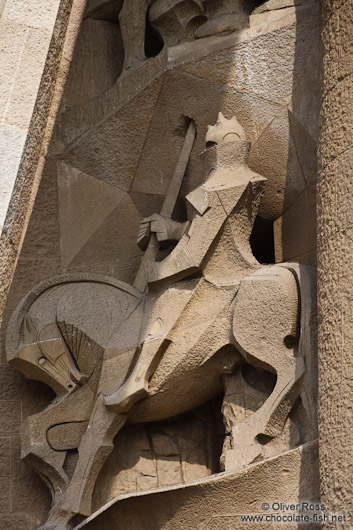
0 0 346 528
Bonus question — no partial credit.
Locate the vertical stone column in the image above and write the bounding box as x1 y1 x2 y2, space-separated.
318 0 353 526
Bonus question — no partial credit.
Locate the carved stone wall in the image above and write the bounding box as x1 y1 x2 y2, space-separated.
0 1 323 529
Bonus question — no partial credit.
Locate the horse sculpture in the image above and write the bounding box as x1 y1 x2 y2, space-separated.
6 115 316 530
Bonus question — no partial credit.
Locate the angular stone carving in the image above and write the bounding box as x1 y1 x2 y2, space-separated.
195 0 250 38
118 0 150 71
117 0 252 75
149 0 207 48
6 115 315 529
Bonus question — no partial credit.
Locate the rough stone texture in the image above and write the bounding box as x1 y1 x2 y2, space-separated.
0 0 89 528
77 442 320 530
317 4 353 526
0 2 321 529
92 406 216 510
0 3 57 230
5 116 317 529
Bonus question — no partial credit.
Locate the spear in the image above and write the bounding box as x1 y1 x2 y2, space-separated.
133 118 196 292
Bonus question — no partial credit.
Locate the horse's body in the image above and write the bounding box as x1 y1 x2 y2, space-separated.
6 130 316 529
6 261 315 530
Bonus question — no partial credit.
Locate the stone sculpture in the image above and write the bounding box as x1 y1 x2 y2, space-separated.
118 0 206 72
118 0 150 71
6 114 314 529
117 0 251 73
148 0 206 48
195 0 249 38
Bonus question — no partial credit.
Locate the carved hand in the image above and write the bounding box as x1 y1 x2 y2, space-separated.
137 213 189 251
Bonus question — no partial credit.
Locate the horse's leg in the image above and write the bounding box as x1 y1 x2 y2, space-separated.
225 265 304 469
22 383 97 505
22 412 68 503
40 394 127 530
119 0 149 71
224 356 305 469
104 338 166 412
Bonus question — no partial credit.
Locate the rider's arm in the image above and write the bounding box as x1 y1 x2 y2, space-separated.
139 191 228 284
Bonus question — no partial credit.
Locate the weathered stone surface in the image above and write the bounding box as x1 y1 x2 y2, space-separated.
319 74 353 170
0 513 36 530
3 26 53 131
274 184 316 265
2 0 60 28
62 79 162 190
57 163 130 268
0 438 10 479
131 69 279 204
77 442 319 530
0 400 21 436
0 2 323 528
254 0 314 13
318 1 353 527
66 197 142 274
248 109 307 220
179 10 319 105
5 117 317 529
10 437 51 518
60 18 124 112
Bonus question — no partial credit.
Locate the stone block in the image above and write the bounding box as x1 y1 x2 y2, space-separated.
0 73 13 123
0 438 10 478
290 48 320 142
18 158 61 261
2 0 60 29
0 20 28 81
130 191 165 219
288 110 317 185
0 124 26 229
0 476 10 514
155 456 183 488
4 26 52 130
55 52 166 147
92 425 157 510
0 401 20 435
57 163 142 272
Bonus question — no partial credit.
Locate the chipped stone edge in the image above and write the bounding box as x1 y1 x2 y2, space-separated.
74 440 318 529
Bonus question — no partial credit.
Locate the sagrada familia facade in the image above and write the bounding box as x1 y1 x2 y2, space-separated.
0 0 351 528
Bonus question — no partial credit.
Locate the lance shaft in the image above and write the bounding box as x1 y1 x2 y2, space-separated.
133 119 196 292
